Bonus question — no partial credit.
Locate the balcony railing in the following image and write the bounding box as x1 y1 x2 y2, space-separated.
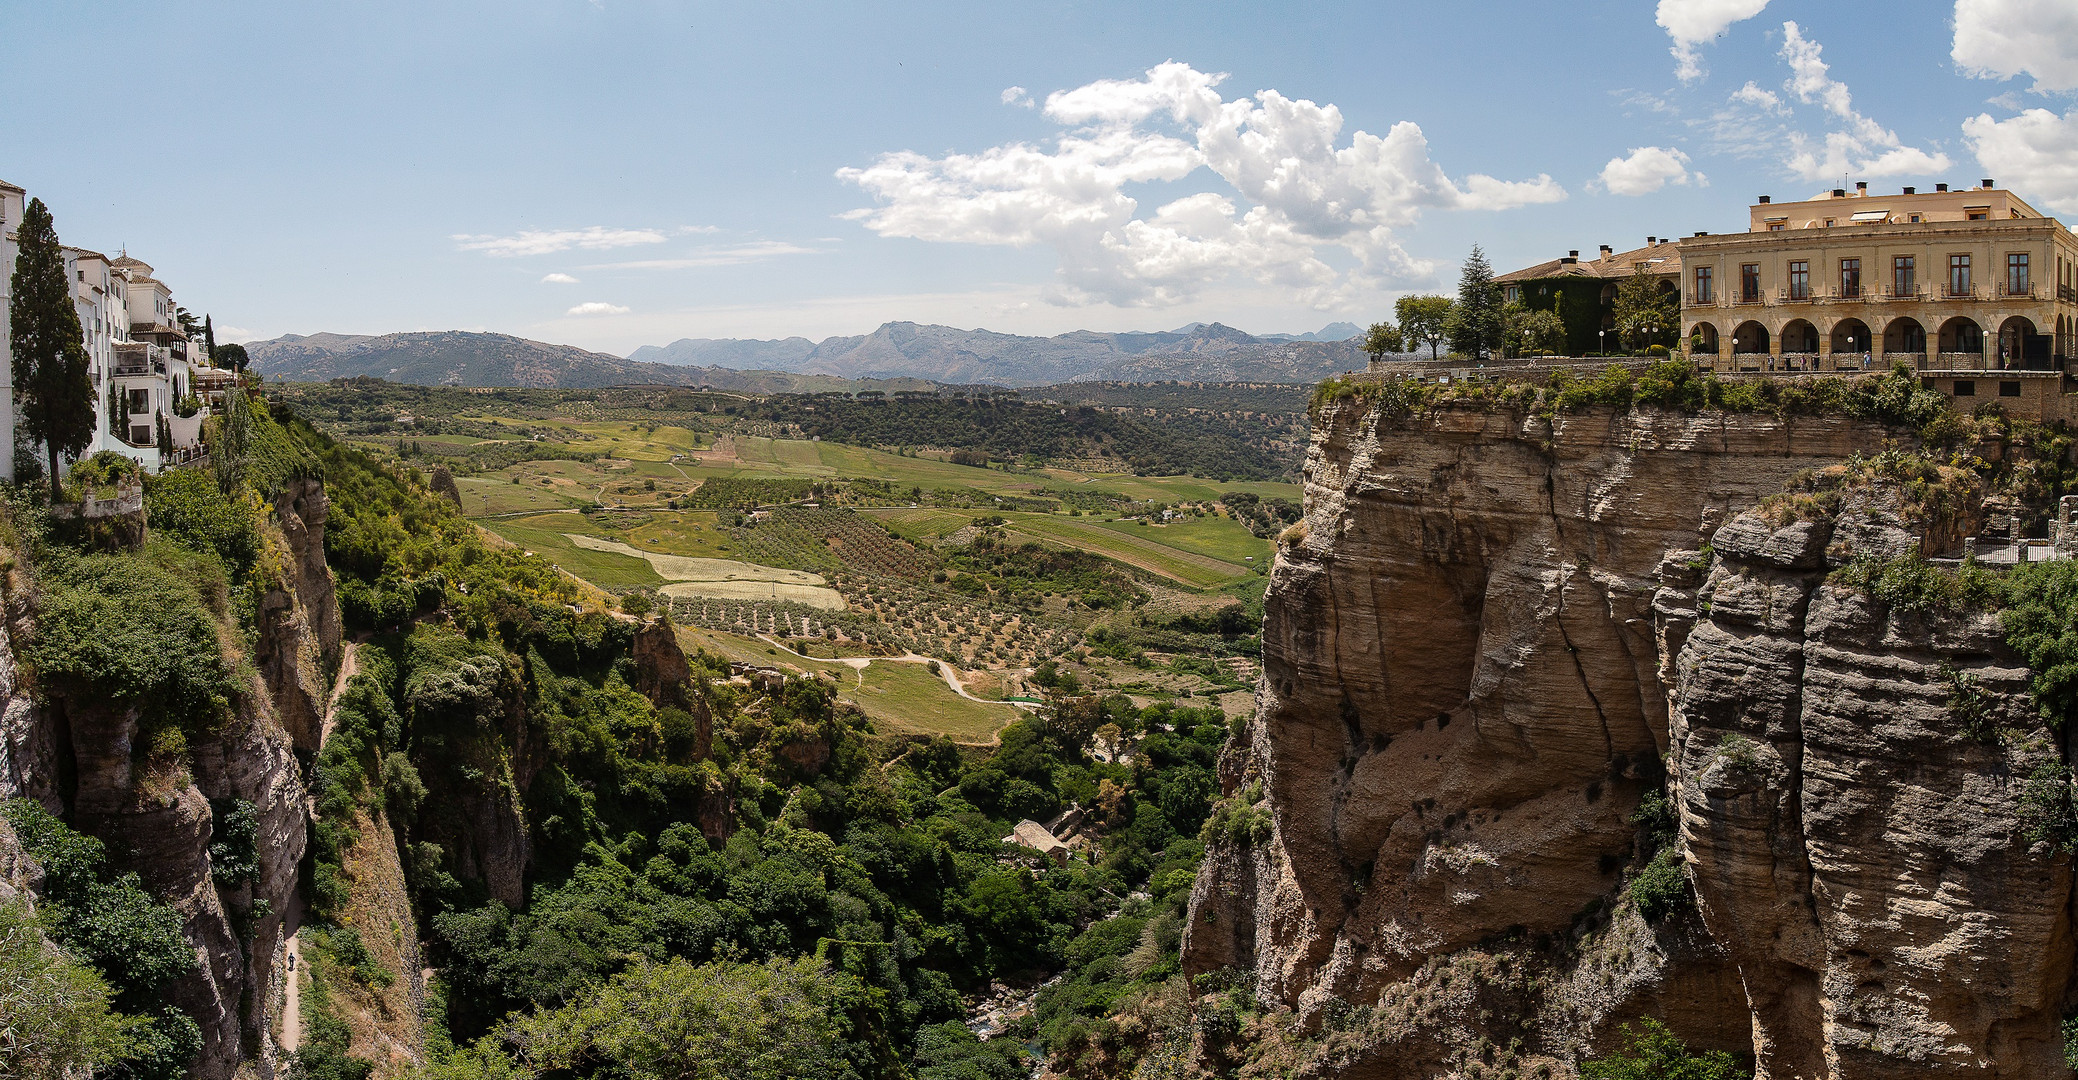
1885 284 1921 299
1837 285 1863 300
1999 281 2039 299
1945 283 1980 299
1779 351 1820 369
1686 292 1715 306
1780 287 1812 302
1884 351 1925 368
1832 352 1873 370
2060 284 2075 302
1936 351 1988 369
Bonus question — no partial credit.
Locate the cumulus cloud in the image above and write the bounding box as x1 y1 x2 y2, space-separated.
540 272 580 284
566 302 630 316
1730 80 1786 114
1599 147 1702 196
1776 22 1952 180
1954 0 2078 94
837 61 1564 308
453 226 668 257
1963 108 2078 213
1657 0 1771 82
1001 86 1033 108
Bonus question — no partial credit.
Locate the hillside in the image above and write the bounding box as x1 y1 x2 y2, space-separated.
631 320 1366 385
243 331 938 393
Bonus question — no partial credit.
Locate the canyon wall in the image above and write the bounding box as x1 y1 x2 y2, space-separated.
0 480 340 1080
1185 400 2076 1077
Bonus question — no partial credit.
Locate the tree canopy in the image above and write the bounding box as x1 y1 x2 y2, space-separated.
1362 321 1403 361
1446 245 1503 362
8 197 97 499
1394 295 1454 361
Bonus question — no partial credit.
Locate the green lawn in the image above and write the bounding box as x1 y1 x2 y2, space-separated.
1084 515 1272 564
997 513 1255 589
478 514 665 589
843 661 1018 743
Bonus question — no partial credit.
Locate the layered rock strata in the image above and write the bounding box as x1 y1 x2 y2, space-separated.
1185 400 2075 1077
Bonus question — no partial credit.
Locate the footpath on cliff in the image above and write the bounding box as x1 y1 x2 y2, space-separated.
280 640 363 1055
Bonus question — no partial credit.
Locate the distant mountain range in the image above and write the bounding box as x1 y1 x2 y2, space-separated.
628 320 1364 386
242 331 941 394
243 320 1366 390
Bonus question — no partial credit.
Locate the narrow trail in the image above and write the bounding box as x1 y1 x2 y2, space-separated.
281 640 363 1056
753 634 1040 710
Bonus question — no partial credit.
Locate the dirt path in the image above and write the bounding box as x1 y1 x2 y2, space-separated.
754 635 1039 710
282 641 363 1056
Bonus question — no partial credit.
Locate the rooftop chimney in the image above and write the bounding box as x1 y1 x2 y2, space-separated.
1856 181 1868 195
1832 188 1847 197
1937 183 1949 192
1647 235 1657 245
1982 178 1996 188
1903 186 1916 195
1759 195 1772 203
1568 250 1579 258
1599 244 1613 257
1693 230 1708 237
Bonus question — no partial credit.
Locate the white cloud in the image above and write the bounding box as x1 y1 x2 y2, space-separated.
581 241 818 271
1657 0 1771 82
837 61 1564 308
1954 0 2078 94
540 272 580 284
1730 81 1786 114
566 302 631 316
452 226 668 257
1599 146 1702 196
1001 86 1033 108
1963 107 2078 212
1776 22 1953 180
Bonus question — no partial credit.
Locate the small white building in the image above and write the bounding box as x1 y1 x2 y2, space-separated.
0 180 217 481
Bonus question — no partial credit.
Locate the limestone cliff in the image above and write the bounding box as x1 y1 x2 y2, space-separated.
0 481 340 1080
1184 399 2076 1077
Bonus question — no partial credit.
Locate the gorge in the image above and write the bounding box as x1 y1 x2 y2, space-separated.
1184 386 2078 1077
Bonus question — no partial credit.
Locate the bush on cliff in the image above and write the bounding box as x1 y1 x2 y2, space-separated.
1581 1019 1749 1079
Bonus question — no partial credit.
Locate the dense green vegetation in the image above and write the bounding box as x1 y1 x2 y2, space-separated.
0 897 135 1078
1580 1020 1749 1080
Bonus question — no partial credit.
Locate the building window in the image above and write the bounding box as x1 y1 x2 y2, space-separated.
1908 214 1922 223
130 425 151 445
1839 258 1861 298
1893 255 1916 296
1954 380 1976 396
1949 254 1972 296
1504 286 1520 304
1740 263 1760 303
126 388 149 415
1824 219 1835 227
1967 208 1990 221
1768 223 1785 232
1693 266 1713 303
2008 252 2031 295
1788 260 1810 300
2001 380 2023 397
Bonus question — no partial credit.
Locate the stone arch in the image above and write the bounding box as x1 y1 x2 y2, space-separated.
1883 317 1926 354
1998 315 2046 368
1781 319 1819 354
1689 322 1720 354
1732 321 1769 354
1828 317 1871 354
1939 316 1983 354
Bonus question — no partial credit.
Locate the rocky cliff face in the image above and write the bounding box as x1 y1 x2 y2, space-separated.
1184 400 2076 1078
0 482 340 1080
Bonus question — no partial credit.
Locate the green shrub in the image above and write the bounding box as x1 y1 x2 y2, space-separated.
1581 1019 1749 1079
1630 848 1690 922
145 468 260 573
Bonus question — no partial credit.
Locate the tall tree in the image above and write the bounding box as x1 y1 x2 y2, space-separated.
1614 267 1679 351
1394 295 1455 361
1362 321 1404 362
202 315 216 365
1446 245 1504 362
8 198 97 500
215 342 249 375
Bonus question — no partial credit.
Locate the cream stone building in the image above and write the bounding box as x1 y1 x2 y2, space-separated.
1680 180 2078 418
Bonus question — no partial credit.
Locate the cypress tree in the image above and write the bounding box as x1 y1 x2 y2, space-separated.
1448 244 1504 363
8 198 96 500
202 314 216 365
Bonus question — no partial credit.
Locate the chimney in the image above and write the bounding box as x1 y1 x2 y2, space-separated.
1647 235 1657 245
1599 245 1613 257
1693 230 1708 237
1982 178 1996 189
1568 250 1579 258
1832 188 1847 198
1759 195 1772 203
1903 186 1916 195
1856 181 1868 195
1936 183 1949 192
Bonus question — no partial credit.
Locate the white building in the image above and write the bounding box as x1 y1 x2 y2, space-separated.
0 179 215 482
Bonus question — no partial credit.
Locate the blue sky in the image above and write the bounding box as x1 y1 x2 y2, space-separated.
4 0 2074 355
